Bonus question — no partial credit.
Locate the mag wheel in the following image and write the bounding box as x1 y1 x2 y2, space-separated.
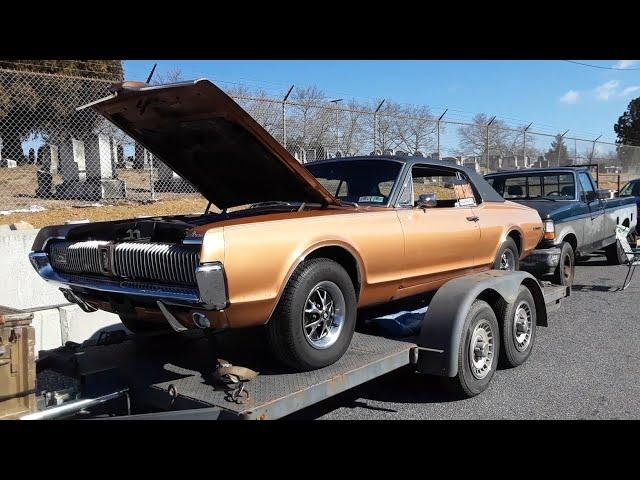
493 237 519 271
267 258 357 371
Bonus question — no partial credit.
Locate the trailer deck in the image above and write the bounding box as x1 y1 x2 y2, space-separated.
38 329 418 420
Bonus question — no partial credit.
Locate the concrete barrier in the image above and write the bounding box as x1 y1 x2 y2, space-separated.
1 228 123 354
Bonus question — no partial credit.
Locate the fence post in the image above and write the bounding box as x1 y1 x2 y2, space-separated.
149 154 155 201
486 116 496 172
437 109 448 160
373 100 385 154
522 122 532 166
558 130 569 166
591 135 602 163
282 85 294 149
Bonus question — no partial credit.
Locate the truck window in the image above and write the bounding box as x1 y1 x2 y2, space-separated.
488 173 574 200
578 172 595 203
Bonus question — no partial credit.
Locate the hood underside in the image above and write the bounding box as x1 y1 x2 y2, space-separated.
87 79 339 209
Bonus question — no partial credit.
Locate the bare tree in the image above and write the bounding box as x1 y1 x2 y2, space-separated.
394 104 436 155
152 67 184 85
456 113 522 158
338 99 369 155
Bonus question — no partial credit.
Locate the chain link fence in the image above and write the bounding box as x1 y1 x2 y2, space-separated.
2 67 640 215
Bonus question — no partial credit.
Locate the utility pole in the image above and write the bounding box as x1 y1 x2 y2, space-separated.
330 99 343 155
522 122 533 167
282 85 294 149
373 100 385 154
437 109 448 160
486 116 496 171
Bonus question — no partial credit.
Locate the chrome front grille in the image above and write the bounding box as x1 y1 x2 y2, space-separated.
49 241 200 286
112 242 199 285
50 241 109 275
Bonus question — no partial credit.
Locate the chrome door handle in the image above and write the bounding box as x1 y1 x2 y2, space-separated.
466 216 479 222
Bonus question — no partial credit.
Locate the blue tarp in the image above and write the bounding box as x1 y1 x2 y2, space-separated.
372 306 428 337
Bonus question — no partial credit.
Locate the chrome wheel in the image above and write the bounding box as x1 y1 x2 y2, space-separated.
500 249 516 271
512 300 532 352
302 281 345 350
469 320 495 379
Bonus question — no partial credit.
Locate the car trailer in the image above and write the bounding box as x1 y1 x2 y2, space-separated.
22 270 568 420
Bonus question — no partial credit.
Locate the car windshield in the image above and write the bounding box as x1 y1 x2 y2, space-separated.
487 173 576 200
305 159 403 205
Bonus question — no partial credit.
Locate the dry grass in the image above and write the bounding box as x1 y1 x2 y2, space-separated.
1 197 210 228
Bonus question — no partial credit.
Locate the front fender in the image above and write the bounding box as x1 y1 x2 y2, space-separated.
417 270 545 377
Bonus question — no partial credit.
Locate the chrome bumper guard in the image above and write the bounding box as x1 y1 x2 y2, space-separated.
29 252 228 310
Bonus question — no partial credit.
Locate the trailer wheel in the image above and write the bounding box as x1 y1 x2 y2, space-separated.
496 285 537 368
267 258 357 371
551 241 574 286
448 299 500 397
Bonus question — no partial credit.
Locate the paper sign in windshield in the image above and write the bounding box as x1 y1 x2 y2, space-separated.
454 183 477 207
358 196 384 203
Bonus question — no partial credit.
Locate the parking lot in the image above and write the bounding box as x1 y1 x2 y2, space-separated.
288 255 640 420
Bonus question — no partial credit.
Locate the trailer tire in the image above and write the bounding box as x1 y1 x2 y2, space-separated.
267 258 357 371
551 241 574 286
447 299 500 397
493 237 519 271
496 285 537 368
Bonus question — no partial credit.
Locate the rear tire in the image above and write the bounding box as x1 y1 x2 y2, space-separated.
496 285 537 368
447 300 500 397
493 237 519 271
267 258 357 371
551 241 574 287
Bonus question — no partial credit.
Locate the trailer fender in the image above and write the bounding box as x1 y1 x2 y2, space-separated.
416 270 545 377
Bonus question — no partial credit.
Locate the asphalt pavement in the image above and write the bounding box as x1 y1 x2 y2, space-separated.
288 253 640 420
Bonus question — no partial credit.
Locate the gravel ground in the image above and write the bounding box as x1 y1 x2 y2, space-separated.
288 254 640 420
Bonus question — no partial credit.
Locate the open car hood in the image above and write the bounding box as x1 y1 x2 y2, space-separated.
86 79 339 209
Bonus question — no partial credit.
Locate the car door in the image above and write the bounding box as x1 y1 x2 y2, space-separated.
577 171 604 251
395 164 481 289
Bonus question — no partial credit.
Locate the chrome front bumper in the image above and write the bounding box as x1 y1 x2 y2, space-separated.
28 251 228 310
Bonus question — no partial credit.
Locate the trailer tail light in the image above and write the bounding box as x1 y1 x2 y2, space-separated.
543 219 555 240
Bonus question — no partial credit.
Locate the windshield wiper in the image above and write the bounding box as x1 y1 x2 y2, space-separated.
249 201 296 209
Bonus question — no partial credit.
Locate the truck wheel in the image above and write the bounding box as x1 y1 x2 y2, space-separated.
496 285 537 368
552 242 574 286
448 299 500 397
604 238 627 265
267 258 357 371
493 237 519 271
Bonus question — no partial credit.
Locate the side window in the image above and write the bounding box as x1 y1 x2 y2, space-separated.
633 182 640 196
503 177 527 199
409 165 478 208
578 173 595 203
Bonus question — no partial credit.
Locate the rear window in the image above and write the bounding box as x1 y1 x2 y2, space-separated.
488 173 575 200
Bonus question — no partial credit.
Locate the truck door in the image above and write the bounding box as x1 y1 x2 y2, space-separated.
577 171 604 251
395 164 481 289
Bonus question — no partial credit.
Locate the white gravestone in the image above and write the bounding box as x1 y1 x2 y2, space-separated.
85 134 113 179
39 145 59 174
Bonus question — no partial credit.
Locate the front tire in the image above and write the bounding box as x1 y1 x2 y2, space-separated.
493 237 519 271
448 300 500 397
552 241 574 286
496 285 537 368
267 258 357 371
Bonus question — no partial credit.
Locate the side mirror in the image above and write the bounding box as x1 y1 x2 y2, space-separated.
596 189 611 200
417 193 437 209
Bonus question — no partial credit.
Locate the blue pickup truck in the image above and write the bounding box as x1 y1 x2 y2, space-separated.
485 167 637 286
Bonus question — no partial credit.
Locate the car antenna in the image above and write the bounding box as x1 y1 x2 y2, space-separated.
146 63 158 84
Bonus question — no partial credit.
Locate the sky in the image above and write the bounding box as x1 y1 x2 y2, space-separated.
124 60 640 153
